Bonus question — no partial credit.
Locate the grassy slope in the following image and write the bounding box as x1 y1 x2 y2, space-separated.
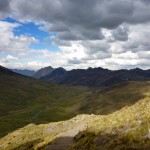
0 97 149 150
35 81 150 126
0 73 90 137
0 70 150 139
72 97 150 150
79 81 150 115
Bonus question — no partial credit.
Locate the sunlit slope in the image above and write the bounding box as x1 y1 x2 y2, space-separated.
0 97 149 150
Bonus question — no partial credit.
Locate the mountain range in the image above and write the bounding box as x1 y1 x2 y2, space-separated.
42 67 150 88
12 66 150 88
0 65 150 149
1 65 150 136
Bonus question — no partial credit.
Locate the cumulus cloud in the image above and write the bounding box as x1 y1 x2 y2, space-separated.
82 40 110 54
1 55 18 64
111 25 129 41
0 0 150 70
0 60 50 71
122 23 150 52
5 0 150 40
6 55 18 60
0 21 38 53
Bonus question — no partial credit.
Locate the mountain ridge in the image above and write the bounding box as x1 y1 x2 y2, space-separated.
40 67 150 88
9 65 150 88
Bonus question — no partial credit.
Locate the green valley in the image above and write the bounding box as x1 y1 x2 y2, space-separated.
0 66 150 142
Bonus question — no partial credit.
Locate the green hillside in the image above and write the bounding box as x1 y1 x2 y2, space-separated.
0 67 150 139
0 71 90 138
79 81 150 115
0 97 149 150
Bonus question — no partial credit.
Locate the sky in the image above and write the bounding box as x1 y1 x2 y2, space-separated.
0 0 150 70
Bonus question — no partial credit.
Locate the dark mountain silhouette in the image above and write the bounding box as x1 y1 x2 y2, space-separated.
8 65 150 88
0 65 19 75
41 67 67 82
40 67 150 88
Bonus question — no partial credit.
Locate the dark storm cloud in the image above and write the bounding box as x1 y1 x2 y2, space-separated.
51 38 72 47
81 40 112 60
111 26 129 41
1 0 150 70
68 58 83 64
82 40 110 54
57 28 104 41
0 0 9 10
82 51 112 60
143 0 150 4
1 0 148 41
0 0 11 18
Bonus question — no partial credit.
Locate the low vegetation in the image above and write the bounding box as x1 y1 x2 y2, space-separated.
0 69 150 139
0 97 149 150
0 72 90 137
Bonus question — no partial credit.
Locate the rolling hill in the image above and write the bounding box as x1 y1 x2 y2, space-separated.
0 66 89 137
0 65 150 140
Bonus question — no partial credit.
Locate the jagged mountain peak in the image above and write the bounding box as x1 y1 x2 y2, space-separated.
32 66 54 79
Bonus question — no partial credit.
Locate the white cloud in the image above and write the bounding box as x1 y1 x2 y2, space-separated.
6 55 18 60
0 1 150 70
0 20 150 70
0 21 38 53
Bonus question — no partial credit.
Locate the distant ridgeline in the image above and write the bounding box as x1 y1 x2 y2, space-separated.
12 66 150 88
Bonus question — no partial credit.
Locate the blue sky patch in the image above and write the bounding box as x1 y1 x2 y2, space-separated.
2 17 58 52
